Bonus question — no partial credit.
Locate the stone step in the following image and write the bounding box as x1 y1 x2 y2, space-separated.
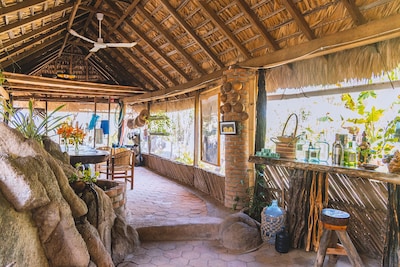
136 217 223 241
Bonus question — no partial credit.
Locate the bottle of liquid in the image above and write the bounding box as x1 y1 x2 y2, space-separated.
344 138 357 167
332 134 343 165
358 131 370 164
308 142 320 163
315 132 330 163
295 132 308 161
264 200 284 244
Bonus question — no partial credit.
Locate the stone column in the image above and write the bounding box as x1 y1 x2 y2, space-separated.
222 67 256 210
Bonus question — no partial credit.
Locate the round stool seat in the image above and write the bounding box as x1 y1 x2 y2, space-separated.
321 208 350 226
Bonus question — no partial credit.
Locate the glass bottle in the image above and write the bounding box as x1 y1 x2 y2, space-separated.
264 200 284 244
265 200 283 217
308 142 320 163
332 134 343 165
295 132 308 162
358 131 370 164
344 138 357 167
315 132 330 163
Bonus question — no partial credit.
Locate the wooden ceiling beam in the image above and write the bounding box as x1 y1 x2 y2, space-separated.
81 0 104 36
198 0 250 59
0 0 47 16
92 50 147 88
341 0 366 25
235 0 280 51
78 6 119 19
2 37 64 68
3 72 144 93
28 51 60 75
58 0 83 58
281 0 315 40
104 28 168 88
125 13 400 104
11 96 111 103
1 26 67 63
161 0 224 68
84 0 140 60
8 87 135 97
102 48 159 90
0 2 74 34
137 4 205 75
103 0 191 81
244 13 400 68
112 23 178 86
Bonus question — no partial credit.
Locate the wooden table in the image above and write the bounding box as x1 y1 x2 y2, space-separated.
66 147 110 166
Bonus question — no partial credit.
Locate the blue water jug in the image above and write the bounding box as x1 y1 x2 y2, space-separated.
262 200 285 244
265 200 283 217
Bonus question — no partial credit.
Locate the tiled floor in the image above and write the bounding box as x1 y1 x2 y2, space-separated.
117 167 380 267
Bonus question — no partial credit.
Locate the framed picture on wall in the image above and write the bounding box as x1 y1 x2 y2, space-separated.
201 93 220 166
220 121 237 135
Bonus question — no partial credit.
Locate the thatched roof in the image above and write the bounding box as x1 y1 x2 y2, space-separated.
0 0 399 103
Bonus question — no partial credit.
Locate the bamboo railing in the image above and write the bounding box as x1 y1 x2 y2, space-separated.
249 156 399 265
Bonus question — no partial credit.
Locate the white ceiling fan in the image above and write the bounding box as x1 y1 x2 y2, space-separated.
69 12 137 53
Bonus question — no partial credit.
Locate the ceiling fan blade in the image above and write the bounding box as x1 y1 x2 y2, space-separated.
89 46 101 53
89 43 107 53
68 29 96 44
105 42 137 48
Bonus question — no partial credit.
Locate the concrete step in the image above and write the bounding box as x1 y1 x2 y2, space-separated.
136 217 223 241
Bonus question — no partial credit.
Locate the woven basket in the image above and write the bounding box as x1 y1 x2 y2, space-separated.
261 207 286 243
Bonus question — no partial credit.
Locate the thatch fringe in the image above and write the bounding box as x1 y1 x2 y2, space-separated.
265 37 400 92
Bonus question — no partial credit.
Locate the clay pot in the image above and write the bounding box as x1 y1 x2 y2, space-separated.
240 112 249 121
232 102 244 113
220 94 228 103
220 106 225 114
222 103 232 113
223 82 232 93
232 82 243 91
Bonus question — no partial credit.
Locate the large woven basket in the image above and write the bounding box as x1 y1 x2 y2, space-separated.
261 207 286 243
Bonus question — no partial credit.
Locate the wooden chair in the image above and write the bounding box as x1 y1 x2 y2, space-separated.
95 146 111 178
108 149 135 190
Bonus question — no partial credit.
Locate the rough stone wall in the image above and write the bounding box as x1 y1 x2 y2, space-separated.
0 122 138 266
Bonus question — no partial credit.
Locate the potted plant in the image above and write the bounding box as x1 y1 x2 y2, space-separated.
69 163 99 193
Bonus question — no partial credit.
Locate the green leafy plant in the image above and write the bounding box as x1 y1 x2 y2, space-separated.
0 98 67 143
69 163 99 184
341 91 400 158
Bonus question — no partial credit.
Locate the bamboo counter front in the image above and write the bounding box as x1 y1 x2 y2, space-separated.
248 156 399 266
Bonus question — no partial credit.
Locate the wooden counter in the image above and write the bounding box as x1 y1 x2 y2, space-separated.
248 156 399 266
249 155 400 184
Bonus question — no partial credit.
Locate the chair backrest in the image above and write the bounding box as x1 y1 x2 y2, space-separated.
113 149 133 166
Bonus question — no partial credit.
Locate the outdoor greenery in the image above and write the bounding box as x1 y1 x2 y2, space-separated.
341 91 400 158
0 98 67 143
148 114 171 135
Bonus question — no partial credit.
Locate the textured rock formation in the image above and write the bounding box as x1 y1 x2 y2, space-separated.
219 211 263 252
0 123 138 266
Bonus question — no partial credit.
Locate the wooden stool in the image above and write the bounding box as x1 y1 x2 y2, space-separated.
314 208 363 267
